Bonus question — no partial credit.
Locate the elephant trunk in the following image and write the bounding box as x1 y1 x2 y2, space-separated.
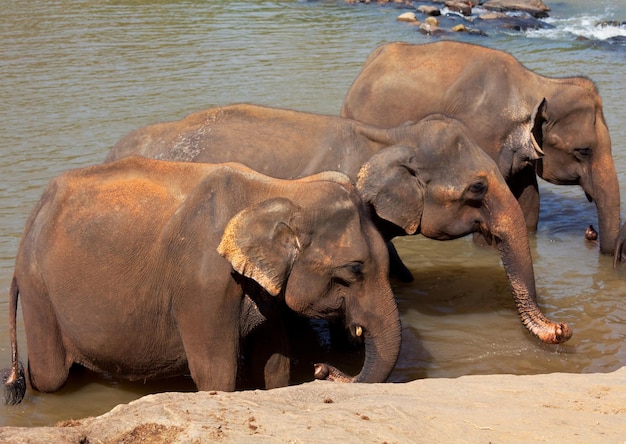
487 186 573 344
315 285 402 383
587 125 620 255
591 173 620 256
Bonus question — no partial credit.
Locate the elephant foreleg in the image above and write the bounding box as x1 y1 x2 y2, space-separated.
242 306 290 389
176 286 241 392
181 322 239 392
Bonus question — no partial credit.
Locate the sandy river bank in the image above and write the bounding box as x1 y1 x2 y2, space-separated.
1 367 625 443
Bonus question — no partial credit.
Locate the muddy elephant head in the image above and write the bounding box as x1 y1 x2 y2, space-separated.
356 115 572 344
218 177 401 383
532 87 620 256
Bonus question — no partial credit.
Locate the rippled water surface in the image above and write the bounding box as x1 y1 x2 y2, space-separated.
1 0 625 427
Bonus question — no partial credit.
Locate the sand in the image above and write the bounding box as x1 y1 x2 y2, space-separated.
1 367 625 443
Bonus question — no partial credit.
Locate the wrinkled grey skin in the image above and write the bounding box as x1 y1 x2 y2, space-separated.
2 158 401 404
106 105 572 345
613 223 626 267
341 41 620 257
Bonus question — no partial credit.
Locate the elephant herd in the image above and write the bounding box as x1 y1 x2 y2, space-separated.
2 41 622 405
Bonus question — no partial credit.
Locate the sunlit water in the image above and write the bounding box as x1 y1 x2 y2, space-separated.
1 0 625 427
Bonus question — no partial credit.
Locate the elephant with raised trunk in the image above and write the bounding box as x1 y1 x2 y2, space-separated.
106 104 572 345
2 157 401 405
341 41 620 257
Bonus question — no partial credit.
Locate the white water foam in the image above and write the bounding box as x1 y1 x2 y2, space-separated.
526 13 626 42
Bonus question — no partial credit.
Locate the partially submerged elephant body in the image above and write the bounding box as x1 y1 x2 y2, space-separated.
340 41 620 256
3 158 401 404
107 104 572 345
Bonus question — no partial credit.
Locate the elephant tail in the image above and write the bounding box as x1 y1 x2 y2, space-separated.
2 276 26 405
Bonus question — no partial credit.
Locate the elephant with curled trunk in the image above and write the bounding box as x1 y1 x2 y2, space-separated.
2 157 401 405
106 104 572 345
340 41 620 257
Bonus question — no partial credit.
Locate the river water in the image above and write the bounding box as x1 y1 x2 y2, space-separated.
1 0 625 427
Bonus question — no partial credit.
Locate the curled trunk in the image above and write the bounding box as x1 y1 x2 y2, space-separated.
315 288 402 383
488 186 572 344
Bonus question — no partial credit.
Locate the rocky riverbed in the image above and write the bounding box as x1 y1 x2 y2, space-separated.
361 0 625 40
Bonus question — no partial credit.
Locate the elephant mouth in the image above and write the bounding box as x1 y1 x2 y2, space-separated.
585 191 593 203
349 323 364 339
340 322 365 347
303 296 345 319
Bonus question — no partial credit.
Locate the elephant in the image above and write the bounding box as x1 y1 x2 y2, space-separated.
106 104 572 345
2 157 402 405
613 223 626 267
340 41 620 257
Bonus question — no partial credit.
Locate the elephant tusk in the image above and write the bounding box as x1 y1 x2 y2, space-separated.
355 325 363 337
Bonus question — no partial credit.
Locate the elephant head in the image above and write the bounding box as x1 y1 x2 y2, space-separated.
218 178 401 383
533 82 620 256
356 116 572 344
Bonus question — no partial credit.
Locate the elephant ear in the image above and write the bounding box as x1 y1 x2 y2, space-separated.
217 198 306 296
530 98 548 152
356 144 424 235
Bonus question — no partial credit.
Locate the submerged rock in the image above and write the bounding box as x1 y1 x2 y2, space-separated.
397 12 419 22
444 0 472 16
481 0 550 18
475 11 552 31
417 5 441 16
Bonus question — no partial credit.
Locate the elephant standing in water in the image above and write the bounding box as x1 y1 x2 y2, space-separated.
341 41 620 257
107 104 572 345
3 158 401 405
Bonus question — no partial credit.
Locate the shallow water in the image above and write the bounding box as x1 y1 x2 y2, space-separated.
1 0 625 427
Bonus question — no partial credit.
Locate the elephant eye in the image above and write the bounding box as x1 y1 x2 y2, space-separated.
468 181 487 195
349 263 364 278
332 262 364 287
575 147 592 159
465 181 488 206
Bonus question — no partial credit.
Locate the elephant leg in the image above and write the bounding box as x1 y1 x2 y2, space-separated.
387 242 414 282
510 165 540 232
180 320 239 391
243 308 290 389
263 353 290 389
20 286 71 393
176 287 240 392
